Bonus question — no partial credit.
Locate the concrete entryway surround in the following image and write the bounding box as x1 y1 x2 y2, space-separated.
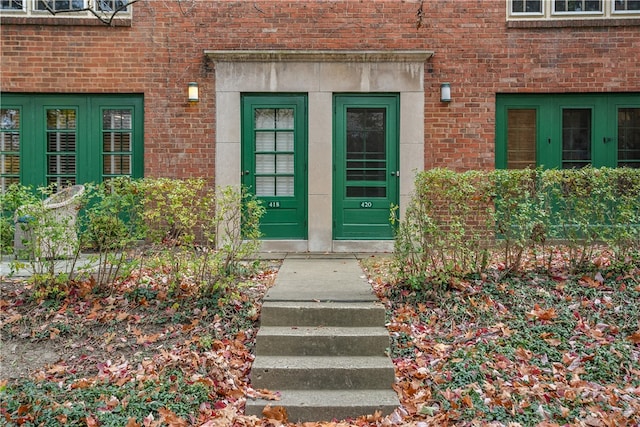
206 50 432 253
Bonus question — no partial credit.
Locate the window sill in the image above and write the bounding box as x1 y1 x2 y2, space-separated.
0 15 131 27
507 17 640 28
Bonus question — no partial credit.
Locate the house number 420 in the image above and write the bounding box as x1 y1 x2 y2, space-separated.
360 201 373 208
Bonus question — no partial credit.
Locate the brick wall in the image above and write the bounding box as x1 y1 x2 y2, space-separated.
1 0 639 179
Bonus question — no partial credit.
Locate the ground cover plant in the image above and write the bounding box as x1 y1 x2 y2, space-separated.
2 170 639 426
0 258 281 426
364 252 640 426
2 249 638 427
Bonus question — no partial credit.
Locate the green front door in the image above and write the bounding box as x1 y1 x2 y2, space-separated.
333 94 399 240
241 94 307 239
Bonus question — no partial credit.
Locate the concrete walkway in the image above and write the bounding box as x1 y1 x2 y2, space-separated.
264 253 380 303
0 253 100 278
246 253 399 422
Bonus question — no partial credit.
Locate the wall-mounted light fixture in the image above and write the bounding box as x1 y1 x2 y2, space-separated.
188 82 199 103
440 83 451 103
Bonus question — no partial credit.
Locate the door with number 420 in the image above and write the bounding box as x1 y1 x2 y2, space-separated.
333 94 399 240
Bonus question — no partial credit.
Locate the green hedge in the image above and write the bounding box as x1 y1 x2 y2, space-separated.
395 167 640 286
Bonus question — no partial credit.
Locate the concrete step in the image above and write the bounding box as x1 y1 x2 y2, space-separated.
260 301 386 327
251 355 396 390
247 258 399 422
254 326 390 356
245 389 399 422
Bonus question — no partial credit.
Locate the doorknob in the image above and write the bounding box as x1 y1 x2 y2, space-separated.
242 170 250 176
391 171 400 176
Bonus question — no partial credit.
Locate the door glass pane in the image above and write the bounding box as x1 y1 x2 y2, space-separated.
254 107 295 197
346 186 386 198
276 109 294 129
618 108 640 168
507 109 537 169
256 176 275 196
102 132 131 152
276 154 294 174
276 176 294 196
0 108 20 191
256 132 275 151
562 108 591 169
277 132 294 151
345 108 387 197
256 154 275 174
103 155 131 175
46 109 77 187
255 109 275 130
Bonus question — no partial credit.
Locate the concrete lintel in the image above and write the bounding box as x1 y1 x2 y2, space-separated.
204 49 434 63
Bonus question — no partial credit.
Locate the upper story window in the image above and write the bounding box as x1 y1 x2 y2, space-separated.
554 0 602 13
508 0 640 19
35 1 85 11
0 0 131 18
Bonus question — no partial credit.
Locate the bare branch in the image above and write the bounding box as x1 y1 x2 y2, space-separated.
416 0 425 30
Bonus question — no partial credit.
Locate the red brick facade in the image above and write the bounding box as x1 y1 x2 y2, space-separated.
1 0 639 178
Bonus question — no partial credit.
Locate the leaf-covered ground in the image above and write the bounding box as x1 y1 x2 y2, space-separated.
364 256 640 427
1 254 639 426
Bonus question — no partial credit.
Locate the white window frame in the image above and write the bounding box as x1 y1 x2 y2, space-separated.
0 0 131 18
507 0 640 20
552 0 603 16
0 0 26 12
510 0 545 16
612 0 640 14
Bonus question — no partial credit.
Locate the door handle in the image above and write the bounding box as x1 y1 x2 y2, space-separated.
242 170 250 176
391 171 400 177
603 137 612 144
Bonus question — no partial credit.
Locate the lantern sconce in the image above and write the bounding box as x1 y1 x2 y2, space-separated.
188 82 199 103
440 82 451 103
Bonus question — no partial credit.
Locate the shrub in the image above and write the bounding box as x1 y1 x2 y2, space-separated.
393 168 493 288
395 168 640 288
3 179 265 296
0 183 39 256
79 178 145 287
137 179 264 295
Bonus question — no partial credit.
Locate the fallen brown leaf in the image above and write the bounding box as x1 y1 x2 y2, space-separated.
627 330 640 344
262 405 288 423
